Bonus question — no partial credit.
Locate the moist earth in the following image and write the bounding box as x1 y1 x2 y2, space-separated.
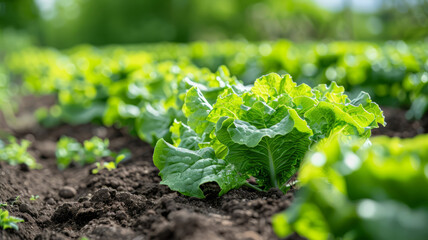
0 98 426 240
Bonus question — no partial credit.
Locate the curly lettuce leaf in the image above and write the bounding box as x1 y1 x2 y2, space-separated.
350 92 386 126
252 73 313 102
183 87 214 136
216 109 312 190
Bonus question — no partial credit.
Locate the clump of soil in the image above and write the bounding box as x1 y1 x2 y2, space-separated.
0 99 426 240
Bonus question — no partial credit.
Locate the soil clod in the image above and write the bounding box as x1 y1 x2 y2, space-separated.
59 186 77 199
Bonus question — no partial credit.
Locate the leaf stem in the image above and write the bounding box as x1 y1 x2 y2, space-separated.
244 182 265 192
265 140 279 188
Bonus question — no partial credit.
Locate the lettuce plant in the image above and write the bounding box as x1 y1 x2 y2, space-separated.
0 209 24 230
153 73 385 198
273 134 428 240
56 136 130 170
0 137 40 169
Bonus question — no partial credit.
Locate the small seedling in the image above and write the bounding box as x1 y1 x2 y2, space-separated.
0 137 40 169
91 151 130 174
0 203 7 207
29 195 39 201
0 209 24 230
56 136 130 170
10 196 20 206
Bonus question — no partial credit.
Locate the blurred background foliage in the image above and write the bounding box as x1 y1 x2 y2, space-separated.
0 0 427 48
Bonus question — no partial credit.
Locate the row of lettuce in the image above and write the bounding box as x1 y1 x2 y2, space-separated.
0 40 427 239
0 135 129 172
3 130 428 239
2 40 428 124
1 41 428 144
5 47 248 145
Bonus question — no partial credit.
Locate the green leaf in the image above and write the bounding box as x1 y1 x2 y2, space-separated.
170 120 202 150
273 134 428 240
56 136 82 169
183 87 213 136
292 96 318 115
136 104 179 145
207 88 244 123
350 91 385 126
60 103 106 125
0 209 24 230
343 104 376 128
273 200 330 240
153 139 247 198
251 73 313 102
304 102 366 141
56 136 128 170
0 137 40 169
314 81 348 104
407 96 428 120
240 101 277 129
216 109 312 189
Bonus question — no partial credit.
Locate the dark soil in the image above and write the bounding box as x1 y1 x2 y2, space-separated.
1 99 427 240
371 106 428 138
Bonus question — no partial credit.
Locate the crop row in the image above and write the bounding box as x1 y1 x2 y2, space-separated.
4 40 428 120
0 39 427 238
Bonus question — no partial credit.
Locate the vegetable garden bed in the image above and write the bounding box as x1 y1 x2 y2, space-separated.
0 95 426 240
0 95 298 240
1 39 428 240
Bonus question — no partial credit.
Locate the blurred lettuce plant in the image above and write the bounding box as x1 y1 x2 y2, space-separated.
56 136 130 170
273 134 428 240
0 137 40 169
0 209 24 231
